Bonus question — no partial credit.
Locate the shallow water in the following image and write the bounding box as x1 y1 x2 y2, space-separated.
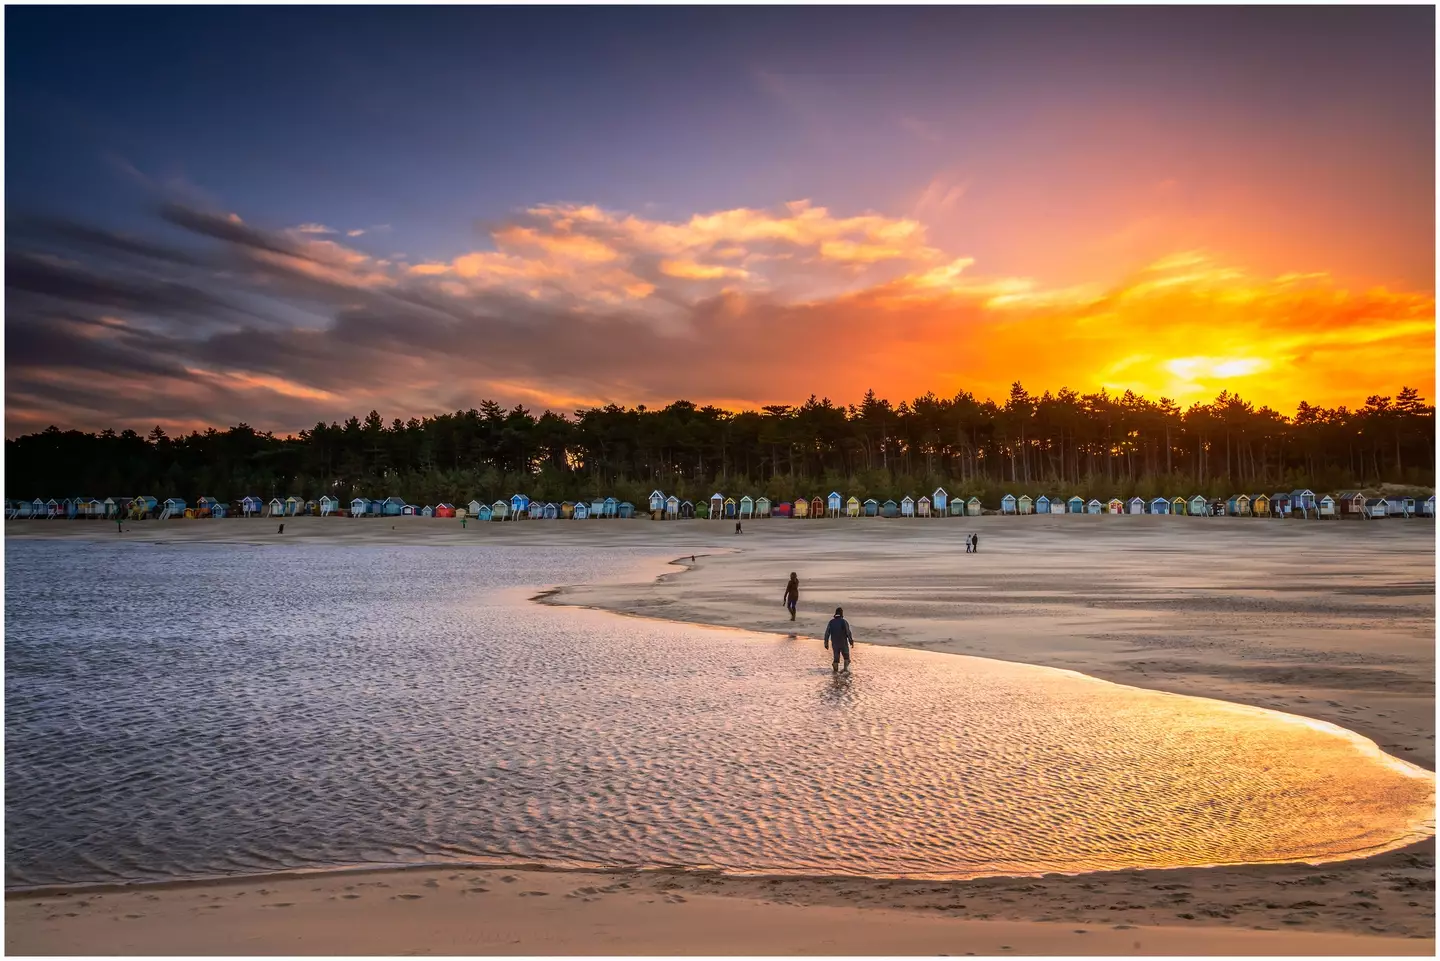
5 541 1434 888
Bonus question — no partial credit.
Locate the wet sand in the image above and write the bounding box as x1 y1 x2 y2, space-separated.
6 515 1435 953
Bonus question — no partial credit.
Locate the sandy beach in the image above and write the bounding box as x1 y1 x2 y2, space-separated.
6 515 1434 954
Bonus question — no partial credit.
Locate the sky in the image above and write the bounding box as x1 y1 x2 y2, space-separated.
5 6 1435 437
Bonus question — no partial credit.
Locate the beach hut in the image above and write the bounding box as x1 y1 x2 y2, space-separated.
401 504 418 516
793 496 809 518
559 501 575 519
666 495 680 519
1270 493 1291 517
1123 497 1142 515
509 494 530 519
380 496 403 516
1149 497 1170 514
572 502 589 520
436 503 456 517
421 506 436 518
349 497 369 516
1335 491 1367 517
284 495 304 516
1226 494 1251 517
1424 496 1435 518
828 491 843 516
467 503 487 521
1290 489 1317 513
1018 495 1034 515
267 497 284 517
82 496 105 518
42 498 59 518
1397 496 1417 518
648 490 665 514
1035 495 1051 514
880 499 898 518
589 499 605 518
680 500 695 519
1363 497 1389 518
739 496 754 519
132 496 157 518
542 502 560 520
237 495 261 517
102 496 122 518
948 497 965 516
492 499 510 521
13 500 32 518
468 499 485 516
1317 494 1336 517
1249 494 1269 517
1106 498 1123 514
1067 496 1085 515
212 502 228 518
60 498 75 519
918 496 931 517
863 498 880 517
162 497 186 518
755 496 772 518
900 496 916 517
809 496 823 518
318 495 338 516
931 488 948 515
773 501 793 517
618 501 634 518
1185 495 1206 516
1050 496 1066 515
1168 496 1185 516
967 497 982 516
1001 494 1017 515
708 493 725 518
847 496 861 517
1082 499 1099 515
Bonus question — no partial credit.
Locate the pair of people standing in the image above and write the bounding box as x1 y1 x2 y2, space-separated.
965 532 980 553
783 573 854 671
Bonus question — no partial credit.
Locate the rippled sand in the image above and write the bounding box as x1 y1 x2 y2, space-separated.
6 540 1432 891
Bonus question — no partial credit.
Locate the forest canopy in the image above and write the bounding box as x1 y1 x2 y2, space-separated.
6 384 1434 506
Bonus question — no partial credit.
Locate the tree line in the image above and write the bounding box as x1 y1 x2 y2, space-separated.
6 384 1434 509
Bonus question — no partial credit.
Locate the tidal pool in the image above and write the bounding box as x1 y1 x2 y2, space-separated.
5 541 1433 888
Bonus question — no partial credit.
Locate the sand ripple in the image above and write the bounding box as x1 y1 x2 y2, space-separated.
5 542 1434 888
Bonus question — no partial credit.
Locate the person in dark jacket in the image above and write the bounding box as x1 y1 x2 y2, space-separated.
783 572 800 620
823 606 854 672
972 532 979 553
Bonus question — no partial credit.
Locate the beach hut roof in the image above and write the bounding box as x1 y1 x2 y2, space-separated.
901 495 914 504
847 495 860 504
967 496 981 503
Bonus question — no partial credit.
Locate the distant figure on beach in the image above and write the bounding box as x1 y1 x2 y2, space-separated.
972 532 979 553
277 523 285 534
965 533 973 554
735 521 743 534
783 572 800 621
116 517 123 534
824 606 854 672
461 516 467 529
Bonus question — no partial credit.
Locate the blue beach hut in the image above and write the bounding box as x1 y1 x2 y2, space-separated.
618 501 634 518
666 495 680 518
931 488 948 515
573 501 589 519
881 499 899 518
1067 495 1085 514
1087 498 1102 514
1189 495 1208 516
827 491 843 516
648 490 665 514
1001 494 1017 515
863 498 879 517
1036 495 1051 514
1149 497 1170 514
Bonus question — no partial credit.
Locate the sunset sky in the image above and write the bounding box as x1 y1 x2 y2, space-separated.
6 6 1434 437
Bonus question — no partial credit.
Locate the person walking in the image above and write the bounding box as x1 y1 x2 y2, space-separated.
824 606 855 672
965 533 972 554
783 572 800 621
972 531 979 553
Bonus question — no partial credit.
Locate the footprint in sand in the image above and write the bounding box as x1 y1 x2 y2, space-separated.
462 888 489 895
394 894 424 901
518 891 549 897
267 903 295 908
341 894 361 900
423 880 440 888
499 875 518 883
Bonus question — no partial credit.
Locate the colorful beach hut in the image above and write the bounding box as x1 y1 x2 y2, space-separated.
1123 497 1141 515
917 496 931 517
267 497 284 517
828 492 843 516
793 496 809 518
162 497 186 518
1018 495 1034 515
349 497 370 516
881 499 899 518
509 494 530 518
810 496 824 518
932 488 948 515
1086 499 1102 514
589 499 605 518
422 506 437 518
755 496 772 518
680 500 695 518
436 503 456 517
967 497 982 516
900 496 915 517
847 496 861 517
1106 498 1124 514
949 497 965 516
1067 496 1085 514
474 504 493 521
666 495 680 518
773 501 793 517
1149 497 1170 514
318 495 338 516
283 495 303 516
1170 496 1186 515
709 493 724 518
491 499 510 520
237 495 261 517
1364 497 1389 518
1336 491 1367 516
739 496 754 519
559 501 574 519
618 502 634 518
648 490 665 514
1425 496 1435 518
721 497 736 519
863 498 880 517
1000 494 1017 515
1317 494 1336 517
401 504 418 516
468 499 485 516
1248 494 1269 517
572 502 589 519
1035 495 1051 514
1226 494 1251 517
1270 492 1291 517
1290 489 1317 513
379 496 403 516
1186 495 1206 516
